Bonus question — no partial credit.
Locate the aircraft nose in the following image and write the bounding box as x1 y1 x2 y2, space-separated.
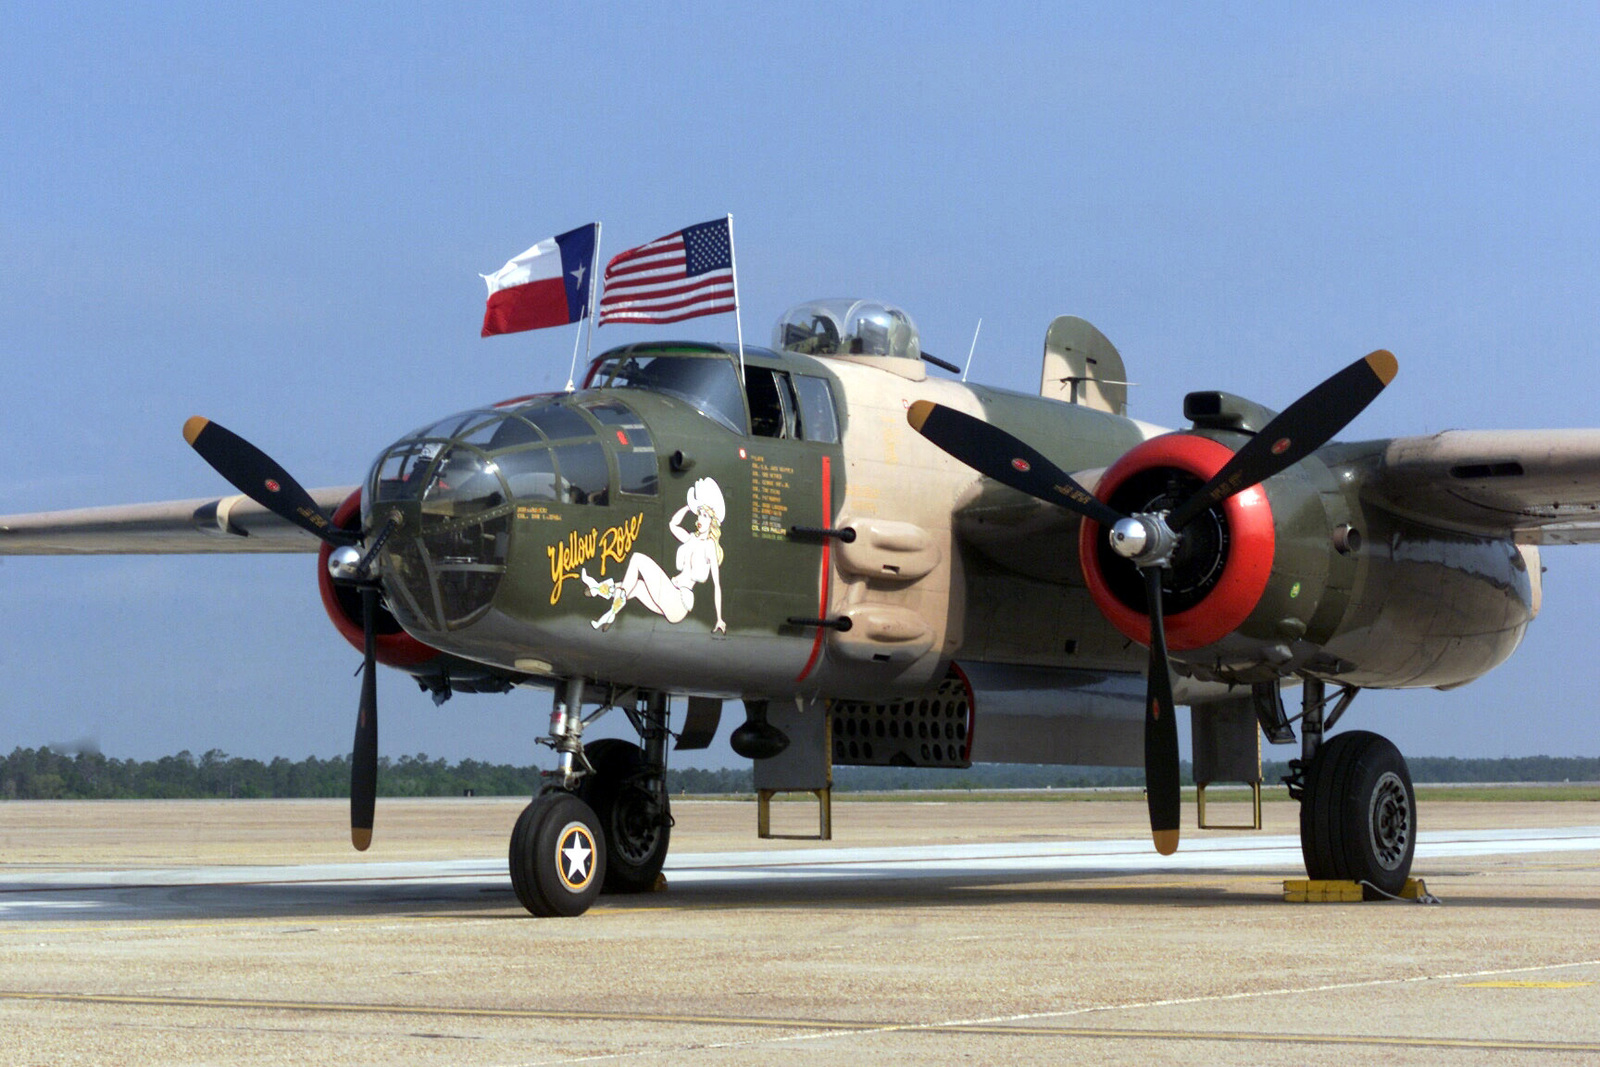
365 436 513 634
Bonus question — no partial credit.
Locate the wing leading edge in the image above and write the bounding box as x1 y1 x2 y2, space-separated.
0 487 358 555
1372 430 1600 545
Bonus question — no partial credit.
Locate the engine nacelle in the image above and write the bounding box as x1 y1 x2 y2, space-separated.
317 490 525 698
1080 433 1278 647
1078 432 1356 681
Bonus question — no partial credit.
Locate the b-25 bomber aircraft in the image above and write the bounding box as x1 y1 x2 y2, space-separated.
5 297 1597 917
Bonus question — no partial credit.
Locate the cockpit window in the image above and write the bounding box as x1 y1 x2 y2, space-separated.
745 368 794 439
792 376 839 443
586 352 745 435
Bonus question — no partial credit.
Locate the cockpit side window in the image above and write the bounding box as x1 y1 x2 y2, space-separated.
745 368 790 438
791 376 839 443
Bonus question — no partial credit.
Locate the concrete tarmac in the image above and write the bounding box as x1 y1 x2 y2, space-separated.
3 796 1600 1064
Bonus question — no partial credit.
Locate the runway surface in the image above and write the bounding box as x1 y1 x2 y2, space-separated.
5 825 1600 922
4 798 1600 1065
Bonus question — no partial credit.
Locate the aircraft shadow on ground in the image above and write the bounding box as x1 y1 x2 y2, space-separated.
18 862 1598 921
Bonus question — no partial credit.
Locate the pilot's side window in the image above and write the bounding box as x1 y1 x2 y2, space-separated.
791 376 839 443
745 369 796 439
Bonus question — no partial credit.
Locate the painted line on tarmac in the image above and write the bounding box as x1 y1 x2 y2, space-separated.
3 988 1597 1056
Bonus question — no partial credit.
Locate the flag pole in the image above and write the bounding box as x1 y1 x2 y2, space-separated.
565 222 602 392
726 213 745 384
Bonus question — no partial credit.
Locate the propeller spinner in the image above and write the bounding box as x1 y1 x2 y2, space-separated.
908 349 1396 855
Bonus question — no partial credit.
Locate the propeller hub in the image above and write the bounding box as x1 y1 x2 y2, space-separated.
1109 512 1178 568
328 545 363 582
1108 517 1149 559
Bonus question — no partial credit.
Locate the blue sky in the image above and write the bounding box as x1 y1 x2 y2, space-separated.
2 3 1598 765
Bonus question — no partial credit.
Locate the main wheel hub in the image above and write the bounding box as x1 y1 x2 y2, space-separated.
1368 770 1413 871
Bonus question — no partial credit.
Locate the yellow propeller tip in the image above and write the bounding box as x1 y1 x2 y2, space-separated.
1153 829 1179 855
1365 349 1398 386
906 400 935 431
182 416 210 445
351 828 372 851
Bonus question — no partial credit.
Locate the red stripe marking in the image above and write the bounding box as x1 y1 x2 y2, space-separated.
605 237 684 270
605 258 688 283
600 286 736 316
597 304 739 326
601 273 728 301
795 455 832 684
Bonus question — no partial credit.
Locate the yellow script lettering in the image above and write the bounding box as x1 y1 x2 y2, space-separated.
547 514 645 605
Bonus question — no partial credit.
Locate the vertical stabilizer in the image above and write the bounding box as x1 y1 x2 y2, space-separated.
1041 316 1128 416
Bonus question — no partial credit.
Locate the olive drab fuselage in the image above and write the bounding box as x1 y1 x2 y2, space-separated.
359 340 1536 704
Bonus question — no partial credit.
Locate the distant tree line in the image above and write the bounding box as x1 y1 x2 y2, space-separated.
3 747 1599 801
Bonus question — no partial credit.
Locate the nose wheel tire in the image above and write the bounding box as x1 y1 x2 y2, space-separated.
576 738 672 894
1299 730 1416 899
509 792 606 917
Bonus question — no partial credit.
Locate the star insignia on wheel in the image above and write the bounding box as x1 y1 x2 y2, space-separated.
561 830 592 884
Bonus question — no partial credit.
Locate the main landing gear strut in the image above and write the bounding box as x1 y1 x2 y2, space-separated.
1286 678 1417 898
509 678 675 917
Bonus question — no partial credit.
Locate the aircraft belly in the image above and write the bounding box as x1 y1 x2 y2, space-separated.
961 664 1146 767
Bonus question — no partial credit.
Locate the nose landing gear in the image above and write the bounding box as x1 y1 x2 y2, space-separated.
510 681 674 916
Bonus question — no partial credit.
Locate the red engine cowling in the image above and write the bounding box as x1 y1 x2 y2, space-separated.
1078 434 1275 652
316 490 440 669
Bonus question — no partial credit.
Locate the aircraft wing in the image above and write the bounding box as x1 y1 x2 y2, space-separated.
0 487 358 555
1370 430 1600 545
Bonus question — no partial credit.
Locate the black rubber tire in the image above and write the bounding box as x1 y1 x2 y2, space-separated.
577 739 671 894
508 792 606 917
1298 730 1416 898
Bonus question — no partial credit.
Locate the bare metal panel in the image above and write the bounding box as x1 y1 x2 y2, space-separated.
752 699 831 792
960 662 1146 767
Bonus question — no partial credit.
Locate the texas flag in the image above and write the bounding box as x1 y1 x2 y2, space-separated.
480 223 598 337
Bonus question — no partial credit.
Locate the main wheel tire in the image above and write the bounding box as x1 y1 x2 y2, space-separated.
508 792 606 917
1298 730 1416 898
577 738 671 894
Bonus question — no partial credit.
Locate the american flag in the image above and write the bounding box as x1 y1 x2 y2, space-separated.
597 216 737 325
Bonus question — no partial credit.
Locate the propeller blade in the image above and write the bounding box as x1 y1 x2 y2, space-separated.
1166 351 1397 531
907 401 1127 528
1143 568 1181 855
183 416 357 547
350 586 379 851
